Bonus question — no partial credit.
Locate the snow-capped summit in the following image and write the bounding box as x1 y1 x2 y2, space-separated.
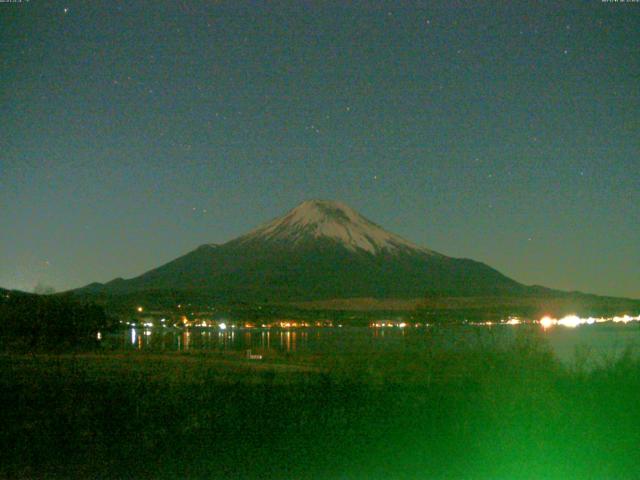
236 200 438 255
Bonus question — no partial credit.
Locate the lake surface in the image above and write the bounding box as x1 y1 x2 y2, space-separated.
102 323 640 365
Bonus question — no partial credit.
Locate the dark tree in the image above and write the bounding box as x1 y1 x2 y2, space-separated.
0 290 115 351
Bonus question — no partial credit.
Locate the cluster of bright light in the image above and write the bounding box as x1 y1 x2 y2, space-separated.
371 321 414 328
539 316 555 329
539 314 640 329
613 314 639 324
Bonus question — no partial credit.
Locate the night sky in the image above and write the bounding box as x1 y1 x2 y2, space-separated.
1 1 638 298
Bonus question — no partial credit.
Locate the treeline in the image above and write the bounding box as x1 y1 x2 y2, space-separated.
0 290 114 351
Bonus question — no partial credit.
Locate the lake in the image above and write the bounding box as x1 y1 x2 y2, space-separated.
102 322 640 365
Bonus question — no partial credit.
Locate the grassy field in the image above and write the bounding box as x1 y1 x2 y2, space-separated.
1 330 640 479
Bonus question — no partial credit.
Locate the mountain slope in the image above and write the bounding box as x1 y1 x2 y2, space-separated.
76 200 527 301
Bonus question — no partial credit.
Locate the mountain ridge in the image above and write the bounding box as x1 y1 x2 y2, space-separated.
74 200 538 301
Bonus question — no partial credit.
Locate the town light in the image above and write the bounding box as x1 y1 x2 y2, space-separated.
540 316 555 329
557 315 581 328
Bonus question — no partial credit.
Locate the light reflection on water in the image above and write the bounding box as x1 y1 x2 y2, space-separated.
107 324 640 364
118 327 315 353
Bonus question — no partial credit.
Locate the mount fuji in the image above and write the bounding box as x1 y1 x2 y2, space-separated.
78 200 529 301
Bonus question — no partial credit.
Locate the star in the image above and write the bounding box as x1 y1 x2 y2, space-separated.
63 8 69 14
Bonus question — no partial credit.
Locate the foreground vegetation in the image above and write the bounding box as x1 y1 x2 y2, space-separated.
1 329 640 479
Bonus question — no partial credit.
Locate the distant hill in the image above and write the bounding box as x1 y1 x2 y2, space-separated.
0 288 32 299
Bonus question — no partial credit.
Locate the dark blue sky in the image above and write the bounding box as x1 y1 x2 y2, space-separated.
1 1 638 298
